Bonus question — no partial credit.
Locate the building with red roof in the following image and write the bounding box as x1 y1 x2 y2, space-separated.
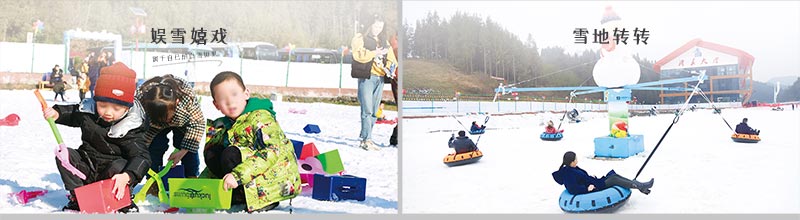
653 38 754 104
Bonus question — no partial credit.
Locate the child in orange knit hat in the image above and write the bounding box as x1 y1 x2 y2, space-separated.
43 62 150 213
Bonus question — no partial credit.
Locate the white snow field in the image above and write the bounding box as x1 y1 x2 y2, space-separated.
0 89 397 214
402 107 799 213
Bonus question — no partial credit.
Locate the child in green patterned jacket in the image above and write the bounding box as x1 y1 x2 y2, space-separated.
201 71 301 213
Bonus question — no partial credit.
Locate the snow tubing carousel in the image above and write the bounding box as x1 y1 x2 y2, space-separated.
731 133 760 143
469 129 486 135
558 185 631 213
540 132 563 141
443 150 483 167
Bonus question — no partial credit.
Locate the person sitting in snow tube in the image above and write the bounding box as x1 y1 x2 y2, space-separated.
545 120 564 134
470 121 486 134
732 118 760 143
449 131 478 154
443 131 482 167
552 151 654 213
541 120 564 141
567 109 581 122
735 118 760 135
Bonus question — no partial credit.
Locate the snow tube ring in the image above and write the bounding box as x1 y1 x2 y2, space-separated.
731 133 760 143
443 150 483 167
540 132 563 141
559 185 631 213
469 129 485 135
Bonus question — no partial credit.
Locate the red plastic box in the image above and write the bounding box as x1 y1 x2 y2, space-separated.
74 179 131 213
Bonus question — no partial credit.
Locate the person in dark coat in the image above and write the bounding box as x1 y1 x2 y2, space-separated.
735 118 760 135
568 109 580 121
470 121 486 133
87 53 107 97
388 34 399 147
51 65 66 101
43 62 150 213
448 131 478 154
552 151 653 195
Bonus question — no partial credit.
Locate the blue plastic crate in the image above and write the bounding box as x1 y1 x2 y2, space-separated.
312 174 366 202
593 134 644 158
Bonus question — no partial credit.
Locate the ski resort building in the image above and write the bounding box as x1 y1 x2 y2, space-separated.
653 38 755 104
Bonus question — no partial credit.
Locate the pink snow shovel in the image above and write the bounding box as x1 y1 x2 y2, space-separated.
10 190 48 204
35 90 86 180
0 113 20 126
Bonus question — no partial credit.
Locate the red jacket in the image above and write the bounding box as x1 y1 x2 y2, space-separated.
545 126 563 134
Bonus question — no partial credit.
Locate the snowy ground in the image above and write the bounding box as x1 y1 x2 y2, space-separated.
402 107 800 213
0 89 397 214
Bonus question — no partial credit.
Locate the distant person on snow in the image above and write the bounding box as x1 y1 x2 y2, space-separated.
735 118 760 135
545 120 564 134
448 131 478 154
50 65 67 102
649 106 658 116
568 109 579 120
471 121 486 133
552 151 654 195
376 102 387 121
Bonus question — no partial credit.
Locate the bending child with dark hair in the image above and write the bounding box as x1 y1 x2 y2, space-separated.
202 71 301 213
137 74 204 186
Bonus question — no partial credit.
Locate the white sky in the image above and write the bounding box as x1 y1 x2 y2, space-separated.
403 1 800 82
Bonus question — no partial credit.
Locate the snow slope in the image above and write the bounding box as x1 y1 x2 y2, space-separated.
402 108 800 213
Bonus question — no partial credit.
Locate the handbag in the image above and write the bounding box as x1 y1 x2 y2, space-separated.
350 59 373 79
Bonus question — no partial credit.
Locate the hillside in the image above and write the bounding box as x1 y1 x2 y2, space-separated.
403 59 499 95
